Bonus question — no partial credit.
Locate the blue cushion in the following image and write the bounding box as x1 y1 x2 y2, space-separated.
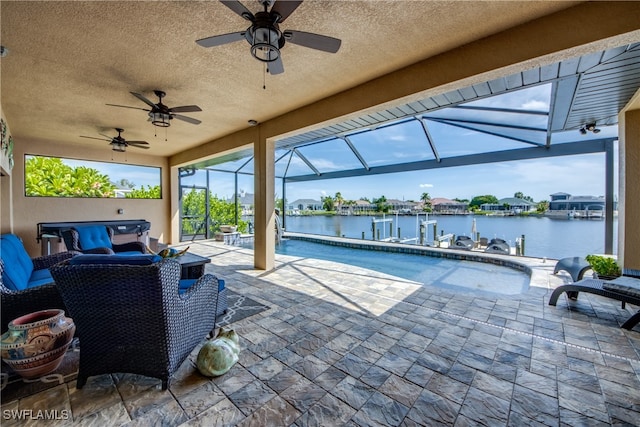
178 278 225 295
26 269 55 288
69 254 161 265
179 279 197 295
75 226 113 251
115 251 147 256
0 234 35 291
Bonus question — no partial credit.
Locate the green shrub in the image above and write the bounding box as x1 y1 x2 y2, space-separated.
585 254 621 278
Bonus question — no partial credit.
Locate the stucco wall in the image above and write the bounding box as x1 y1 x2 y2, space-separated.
7 137 171 257
619 93 640 271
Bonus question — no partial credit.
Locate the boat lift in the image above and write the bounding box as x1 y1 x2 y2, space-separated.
370 213 442 246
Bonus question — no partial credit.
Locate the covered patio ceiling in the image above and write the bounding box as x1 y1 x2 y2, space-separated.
187 43 639 182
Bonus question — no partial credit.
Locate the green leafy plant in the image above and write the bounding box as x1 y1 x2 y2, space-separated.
585 254 621 278
25 156 116 197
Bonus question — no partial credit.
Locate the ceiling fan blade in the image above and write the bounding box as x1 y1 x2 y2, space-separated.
98 133 114 140
80 135 109 142
284 30 341 53
196 31 246 48
128 141 150 149
105 103 149 111
270 0 302 23
267 56 284 75
130 92 158 108
170 105 202 113
173 114 202 125
220 0 254 21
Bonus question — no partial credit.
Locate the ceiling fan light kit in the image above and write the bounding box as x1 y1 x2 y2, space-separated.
150 111 171 127
249 25 281 62
111 142 127 152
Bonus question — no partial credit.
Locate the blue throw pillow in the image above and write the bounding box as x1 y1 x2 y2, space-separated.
69 254 162 265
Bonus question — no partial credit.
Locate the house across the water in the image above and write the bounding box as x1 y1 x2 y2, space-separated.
545 192 612 219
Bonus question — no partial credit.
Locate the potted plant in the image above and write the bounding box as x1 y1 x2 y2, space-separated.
585 254 621 280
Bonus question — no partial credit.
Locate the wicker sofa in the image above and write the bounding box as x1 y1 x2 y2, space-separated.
50 255 221 389
0 233 77 332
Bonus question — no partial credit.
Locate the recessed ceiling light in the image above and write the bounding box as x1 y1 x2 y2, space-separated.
248 119 258 126
0 46 8 58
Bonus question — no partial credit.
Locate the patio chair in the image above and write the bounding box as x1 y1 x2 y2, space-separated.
548 275 640 330
0 233 77 332
49 255 221 389
62 225 146 255
553 256 593 282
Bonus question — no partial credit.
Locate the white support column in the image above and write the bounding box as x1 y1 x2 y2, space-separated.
254 128 275 270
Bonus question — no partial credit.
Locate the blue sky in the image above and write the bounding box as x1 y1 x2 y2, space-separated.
68 83 618 203
62 158 161 189
284 150 614 203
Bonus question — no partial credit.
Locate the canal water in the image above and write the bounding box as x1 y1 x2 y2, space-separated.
281 214 617 260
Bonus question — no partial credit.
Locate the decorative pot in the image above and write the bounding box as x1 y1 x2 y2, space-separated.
1 309 75 361
594 273 621 282
220 225 237 233
2 336 74 379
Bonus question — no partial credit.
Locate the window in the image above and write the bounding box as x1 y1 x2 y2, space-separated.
24 155 161 199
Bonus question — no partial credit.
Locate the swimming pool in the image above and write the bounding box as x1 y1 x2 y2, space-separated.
269 238 530 295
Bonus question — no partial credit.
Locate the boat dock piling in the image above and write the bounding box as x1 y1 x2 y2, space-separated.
363 214 527 256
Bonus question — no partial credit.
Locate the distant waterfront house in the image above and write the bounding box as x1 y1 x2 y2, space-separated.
350 199 376 214
481 197 537 213
387 199 418 213
228 192 254 215
288 199 323 212
547 193 612 217
431 198 469 214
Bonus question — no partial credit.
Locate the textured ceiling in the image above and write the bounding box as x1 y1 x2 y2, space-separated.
1 1 578 157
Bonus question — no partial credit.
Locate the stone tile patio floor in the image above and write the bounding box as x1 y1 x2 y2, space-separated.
2 240 639 426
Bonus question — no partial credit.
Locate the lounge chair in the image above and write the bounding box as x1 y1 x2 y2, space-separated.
553 257 593 282
548 276 640 330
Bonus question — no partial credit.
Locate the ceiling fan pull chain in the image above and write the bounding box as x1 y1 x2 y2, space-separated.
263 62 267 90
165 127 168 142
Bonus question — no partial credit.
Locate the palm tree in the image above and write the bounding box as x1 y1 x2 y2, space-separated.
420 192 432 211
335 192 345 213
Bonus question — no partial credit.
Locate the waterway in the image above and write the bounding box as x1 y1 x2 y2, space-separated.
280 214 617 260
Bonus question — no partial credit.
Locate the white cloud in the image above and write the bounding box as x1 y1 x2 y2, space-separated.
521 100 548 110
419 183 433 188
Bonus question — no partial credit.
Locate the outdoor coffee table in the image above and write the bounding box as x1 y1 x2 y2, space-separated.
176 252 211 279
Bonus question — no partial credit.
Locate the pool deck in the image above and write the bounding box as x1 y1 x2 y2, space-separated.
4 239 639 426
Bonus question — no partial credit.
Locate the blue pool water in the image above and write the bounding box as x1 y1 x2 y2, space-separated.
272 238 529 295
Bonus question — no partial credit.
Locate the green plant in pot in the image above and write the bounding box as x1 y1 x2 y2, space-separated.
585 254 621 280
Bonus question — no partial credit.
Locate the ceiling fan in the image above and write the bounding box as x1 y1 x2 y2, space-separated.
80 128 150 152
106 90 202 127
196 0 341 75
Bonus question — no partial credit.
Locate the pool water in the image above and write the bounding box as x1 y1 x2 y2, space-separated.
272 239 529 295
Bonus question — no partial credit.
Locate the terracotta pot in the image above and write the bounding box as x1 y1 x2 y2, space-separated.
2 336 74 379
1 309 75 360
